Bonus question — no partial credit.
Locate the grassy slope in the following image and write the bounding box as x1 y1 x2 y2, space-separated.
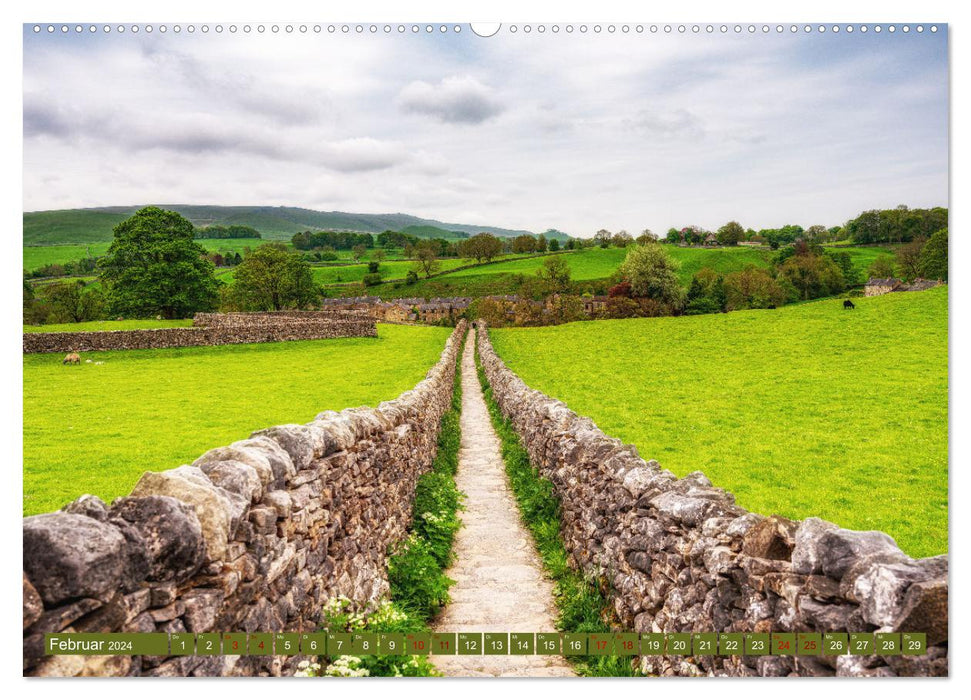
447 247 773 283
361 247 774 298
490 287 948 557
824 244 896 273
24 319 193 333
24 240 269 271
23 324 451 515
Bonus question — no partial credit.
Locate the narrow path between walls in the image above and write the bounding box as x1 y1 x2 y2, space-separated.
431 331 574 677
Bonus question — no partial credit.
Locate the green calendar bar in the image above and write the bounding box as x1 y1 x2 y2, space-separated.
249 633 274 656
44 633 169 656
196 633 221 656
666 633 691 655
406 633 431 656
275 633 301 656
797 633 822 656
329 633 352 656
458 633 482 655
222 633 247 655
614 633 639 657
432 633 456 655
823 632 848 655
169 633 195 656
641 633 665 655
693 633 717 656
351 633 377 655
379 633 406 656
300 633 327 655
562 633 587 655
719 633 744 656
40 630 935 657
850 632 874 655
510 633 534 655
536 633 560 655
875 632 901 656
745 633 770 656
588 633 612 656
902 633 927 656
484 633 508 655
772 633 797 656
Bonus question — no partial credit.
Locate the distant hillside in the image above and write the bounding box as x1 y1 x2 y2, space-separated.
400 225 467 239
23 205 536 245
540 228 572 242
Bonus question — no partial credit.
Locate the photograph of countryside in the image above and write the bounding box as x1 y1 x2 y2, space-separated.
22 24 948 678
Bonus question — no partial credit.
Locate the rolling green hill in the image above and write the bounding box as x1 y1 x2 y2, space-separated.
23 205 536 246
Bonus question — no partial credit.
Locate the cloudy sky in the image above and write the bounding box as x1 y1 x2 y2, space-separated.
23 25 948 236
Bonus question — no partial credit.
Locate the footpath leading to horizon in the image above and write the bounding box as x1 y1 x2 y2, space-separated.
430 331 574 677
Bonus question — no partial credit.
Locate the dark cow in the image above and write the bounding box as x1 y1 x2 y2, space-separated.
843 299 856 310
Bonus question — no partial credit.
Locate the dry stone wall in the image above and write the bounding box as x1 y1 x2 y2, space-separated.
22 322 466 677
476 323 947 677
22 312 375 354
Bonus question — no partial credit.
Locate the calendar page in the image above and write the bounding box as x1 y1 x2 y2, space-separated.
21 11 950 685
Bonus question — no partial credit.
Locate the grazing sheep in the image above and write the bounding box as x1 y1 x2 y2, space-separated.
63 352 81 365
843 299 856 310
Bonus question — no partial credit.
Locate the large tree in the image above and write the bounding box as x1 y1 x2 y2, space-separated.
537 255 572 291
229 243 318 311
100 207 220 318
919 228 948 281
43 280 105 323
511 234 537 254
412 242 441 278
716 221 745 246
777 253 845 300
458 233 503 263
867 255 897 280
895 238 926 281
617 243 686 308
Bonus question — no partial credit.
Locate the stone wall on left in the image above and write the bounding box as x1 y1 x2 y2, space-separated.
22 321 467 677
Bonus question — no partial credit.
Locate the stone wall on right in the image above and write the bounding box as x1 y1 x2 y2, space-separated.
475 323 947 677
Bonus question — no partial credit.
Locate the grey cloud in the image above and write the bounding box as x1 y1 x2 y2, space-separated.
139 43 329 127
397 76 503 124
624 108 706 139
23 94 403 173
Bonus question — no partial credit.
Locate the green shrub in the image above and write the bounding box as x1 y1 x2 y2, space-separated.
387 533 455 619
363 272 383 287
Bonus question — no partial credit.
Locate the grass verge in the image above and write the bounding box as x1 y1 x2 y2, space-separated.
310 333 465 677
474 333 640 677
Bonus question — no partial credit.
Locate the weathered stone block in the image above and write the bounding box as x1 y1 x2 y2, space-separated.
130 469 234 562
23 513 128 605
23 574 43 629
251 425 315 472
109 495 206 582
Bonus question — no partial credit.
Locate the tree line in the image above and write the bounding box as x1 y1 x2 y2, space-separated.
194 224 261 239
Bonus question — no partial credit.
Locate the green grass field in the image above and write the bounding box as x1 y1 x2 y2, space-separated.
397 245 894 291
24 319 193 333
24 240 267 272
448 249 629 280
490 286 948 557
823 244 896 273
23 324 451 515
